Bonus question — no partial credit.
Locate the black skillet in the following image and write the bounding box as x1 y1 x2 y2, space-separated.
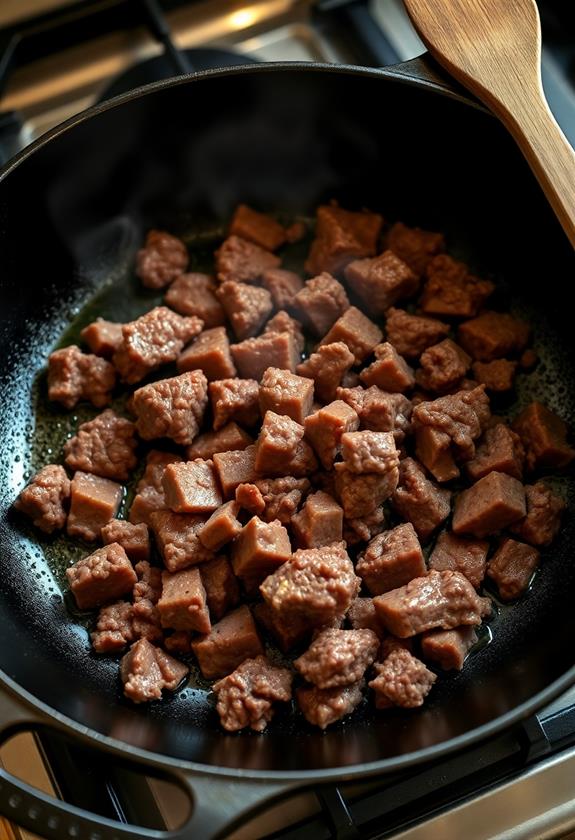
1 57 575 840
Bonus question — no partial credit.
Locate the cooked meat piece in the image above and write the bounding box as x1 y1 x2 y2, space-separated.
254 411 317 477
67 471 122 542
80 319 124 358
164 272 225 327
520 349 538 370
200 555 240 621
264 310 305 354
213 655 293 732
420 254 494 318
130 596 163 644
231 516 292 577
101 521 150 563
216 280 273 340
129 450 182 526
212 446 259 498
304 400 359 470
457 311 530 362
295 628 379 689
177 327 236 381
334 465 399 518
235 482 266 515
91 601 136 653
133 560 162 604
158 567 210 633
164 631 193 654
452 471 526 538
198 500 243 551
297 680 364 729
385 307 450 359
512 402 575 471
66 542 137 610
416 340 471 394
120 638 188 703
465 423 525 482
133 370 208 446
487 538 540 600
345 250 419 315
262 268 304 309
386 222 445 277
149 510 213 572
305 204 383 276
336 386 412 440
113 307 203 384
421 626 477 671
229 204 287 251
510 482 565 547
259 367 314 424
215 235 280 284
252 601 310 652
231 332 300 381
428 530 488 588
369 648 436 708
64 409 138 481
360 342 415 392
14 464 70 534
391 457 451 542
297 343 354 403
209 377 260 431
343 506 386 546
186 422 253 461
472 359 518 392
340 430 399 475
347 597 385 637
285 220 306 243
357 523 426 595
374 569 491 637
252 476 310 523
292 490 343 549
162 460 222 514
136 230 188 289
48 345 116 409
191 604 264 679
291 272 350 337
319 306 383 364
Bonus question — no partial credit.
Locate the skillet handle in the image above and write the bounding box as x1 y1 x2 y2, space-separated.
0 685 295 840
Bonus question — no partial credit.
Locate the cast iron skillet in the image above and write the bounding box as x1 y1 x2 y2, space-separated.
1 57 575 840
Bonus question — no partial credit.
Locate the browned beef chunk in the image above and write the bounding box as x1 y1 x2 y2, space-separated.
420 254 494 318
292 490 343 549
386 222 445 277
512 402 575 471
457 311 530 362
294 628 379 689
133 560 162 604
232 332 300 381
186 423 252 461
150 510 213 571
254 411 317 477
48 345 116 409
510 482 565 547
347 597 385 636
81 319 124 358
14 464 70 534
212 446 259 498
191 604 264 679
259 367 314 424
264 310 306 354
336 386 412 441
235 483 265 515
129 450 182 526
200 555 240 621
177 327 236 381
291 272 350 337
262 268 304 310
158 567 211 634
421 626 477 671
215 235 280 284
231 516 292 578
164 631 193 654
64 410 138 481
251 476 310 523
360 342 415 393
345 250 419 315
209 378 260 430
91 601 136 653
340 430 399 475
252 601 310 652
162 459 222 514
67 543 137 610
452 471 526 538
334 466 399 518
297 343 355 403
120 638 188 703
297 680 364 729
369 648 436 708
319 307 383 364
385 308 450 359
67 471 122 541
133 370 208 446
131 596 163 644
391 458 451 541
304 400 359 470
217 280 273 340
305 204 383 276
213 655 293 732
428 530 488 588
101 521 150 563
374 570 491 637
136 230 188 289
465 423 525 483
357 523 426 595
198 500 242 551
343 506 386 546
416 340 471 394
164 272 225 327
472 359 517 392
113 307 203 384
229 205 287 251
487 538 540 600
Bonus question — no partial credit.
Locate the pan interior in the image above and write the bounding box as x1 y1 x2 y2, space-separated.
1 67 574 774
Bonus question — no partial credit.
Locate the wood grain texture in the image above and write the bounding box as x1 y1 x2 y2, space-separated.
403 0 575 248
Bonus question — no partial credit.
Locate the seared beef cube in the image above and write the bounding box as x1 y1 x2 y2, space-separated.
260 542 360 629
334 466 399 518
198 500 242 551
341 430 399 475
162 460 222 514
457 311 530 361
177 327 236 381
67 543 137 610
213 445 258 498
415 426 459 482
209 378 260 431
81 319 123 358
150 510 213 572
48 345 116 409
101 521 150 563
452 471 526 538
259 367 314 424
133 560 162 604
91 601 135 653
344 506 386 546
136 230 188 289
357 523 426 595
229 204 287 251
369 649 436 709
385 307 450 359
130 594 163 644
295 628 379 689
421 626 477 671
487 538 540 600
292 491 343 548
466 423 524 482
386 222 445 277
200 555 240 621
158 568 210 633
305 204 383 276
297 342 355 403
336 386 412 440
164 272 225 327
191 604 264 679
133 370 208 446
255 411 317 477
512 402 575 471
215 235 280 284
297 681 364 729
113 307 203 384
345 250 418 315
164 631 193 654
129 450 182 526
235 483 266 515
511 482 565 547
304 400 359 469
216 280 273 340
391 458 451 541
420 254 494 318
231 516 291 577
14 464 70 534
262 268 304 309
347 598 385 636
291 272 350 337
319 306 383 364
213 655 292 732
416 339 471 394
253 476 310 524
64 409 138 482
472 359 517 392
252 602 310 652
264 310 305 354
231 332 300 380
67 471 122 541
428 531 488 588
121 638 188 703
186 422 253 461
360 342 415 392
374 569 491 637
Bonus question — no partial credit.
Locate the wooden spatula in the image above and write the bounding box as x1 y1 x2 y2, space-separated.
403 0 575 248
